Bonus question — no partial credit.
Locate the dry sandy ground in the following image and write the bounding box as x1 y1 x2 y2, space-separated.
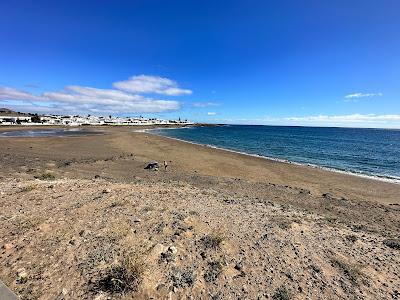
0 126 399 299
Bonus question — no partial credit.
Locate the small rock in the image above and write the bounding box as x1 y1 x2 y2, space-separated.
322 193 333 198
169 246 178 254
144 161 159 171
93 293 107 300
16 268 28 284
3 243 13 250
102 188 111 194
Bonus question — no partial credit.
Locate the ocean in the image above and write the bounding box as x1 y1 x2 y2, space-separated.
151 125 400 182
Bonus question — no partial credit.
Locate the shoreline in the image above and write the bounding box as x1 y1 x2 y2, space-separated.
1 125 399 298
140 128 400 185
0 125 399 204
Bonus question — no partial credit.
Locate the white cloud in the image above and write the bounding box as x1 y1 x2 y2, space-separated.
207 112 217 116
113 75 192 96
284 114 400 123
0 86 42 101
0 75 189 114
192 102 219 108
344 92 382 101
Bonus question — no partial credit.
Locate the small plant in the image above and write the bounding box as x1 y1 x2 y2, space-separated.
345 235 358 243
272 216 294 230
170 267 196 288
277 219 293 230
19 184 36 192
35 173 55 180
273 285 293 300
94 254 145 294
200 233 225 250
141 206 154 213
108 221 131 239
154 222 166 234
383 239 400 250
204 261 223 282
331 258 362 284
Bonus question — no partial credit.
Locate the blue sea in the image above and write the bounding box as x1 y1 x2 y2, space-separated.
151 125 400 182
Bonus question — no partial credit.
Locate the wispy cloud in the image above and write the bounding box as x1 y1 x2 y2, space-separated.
344 92 383 101
192 102 219 108
0 75 190 114
113 75 192 96
284 114 400 123
207 112 217 116
0 86 43 101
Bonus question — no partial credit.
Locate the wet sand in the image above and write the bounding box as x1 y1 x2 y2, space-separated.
0 125 399 204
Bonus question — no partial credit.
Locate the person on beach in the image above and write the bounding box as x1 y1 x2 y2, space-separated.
163 160 169 171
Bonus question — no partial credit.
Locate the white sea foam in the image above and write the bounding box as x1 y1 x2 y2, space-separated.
138 127 400 184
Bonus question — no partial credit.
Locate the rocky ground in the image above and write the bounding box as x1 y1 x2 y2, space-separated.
0 128 399 299
1 174 399 299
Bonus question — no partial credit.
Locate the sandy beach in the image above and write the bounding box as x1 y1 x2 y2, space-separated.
1 126 399 299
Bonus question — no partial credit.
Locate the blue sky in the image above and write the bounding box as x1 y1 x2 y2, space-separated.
1 0 400 128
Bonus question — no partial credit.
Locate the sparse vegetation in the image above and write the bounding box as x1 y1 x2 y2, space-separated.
273 216 294 229
141 205 155 213
200 233 225 250
19 184 37 192
93 254 145 294
35 173 55 180
331 258 362 284
204 261 223 282
154 222 166 234
108 221 131 239
345 234 358 243
80 239 120 271
273 285 293 300
170 267 196 288
383 239 400 250
278 220 293 229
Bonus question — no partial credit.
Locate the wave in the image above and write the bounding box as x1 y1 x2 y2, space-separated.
143 128 400 184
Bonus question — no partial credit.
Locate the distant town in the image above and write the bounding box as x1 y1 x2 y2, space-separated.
0 108 193 126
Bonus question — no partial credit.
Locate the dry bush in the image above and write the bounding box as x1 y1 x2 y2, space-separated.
108 221 131 240
345 235 358 243
273 285 293 300
200 232 225 250
35 173 55 180
331 257 362 284
204 261 223 282
383 239 400 250
93 253 145 294
19 184 37 192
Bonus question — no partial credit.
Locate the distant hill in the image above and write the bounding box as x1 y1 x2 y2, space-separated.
0 108 30 116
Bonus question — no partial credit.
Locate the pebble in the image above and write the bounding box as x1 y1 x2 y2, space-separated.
3 243 14 250
169 246 178 254
16 268 28 283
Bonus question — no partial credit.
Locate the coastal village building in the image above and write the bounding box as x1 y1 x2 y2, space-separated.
0 110 192 126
